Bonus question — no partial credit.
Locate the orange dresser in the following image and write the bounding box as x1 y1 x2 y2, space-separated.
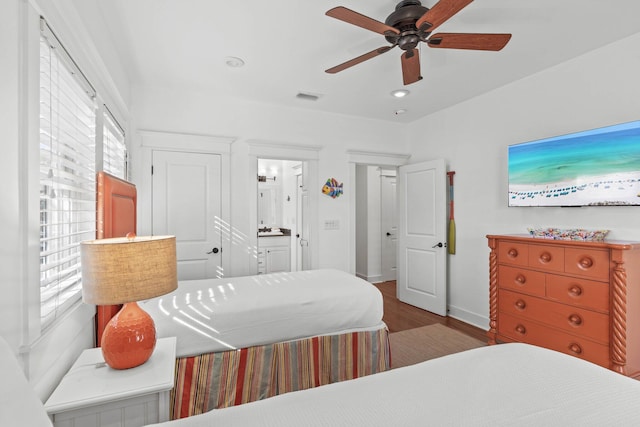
487 234 640 378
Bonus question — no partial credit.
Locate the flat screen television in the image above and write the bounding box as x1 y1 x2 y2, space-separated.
508 120 640 207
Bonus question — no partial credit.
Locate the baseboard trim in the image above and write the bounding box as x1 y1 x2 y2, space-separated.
447 305 488 331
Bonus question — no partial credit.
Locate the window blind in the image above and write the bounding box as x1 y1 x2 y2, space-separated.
39 20 97 328
103 107 127 180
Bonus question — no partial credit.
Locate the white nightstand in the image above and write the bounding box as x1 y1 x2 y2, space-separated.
45 337 176 427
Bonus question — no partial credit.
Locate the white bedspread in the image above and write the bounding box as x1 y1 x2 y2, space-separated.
146 343 640 426
141 269 384 357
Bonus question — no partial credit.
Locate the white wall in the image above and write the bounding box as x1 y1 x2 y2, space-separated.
407 32 640 329
130 86 410 277
354 165 383 282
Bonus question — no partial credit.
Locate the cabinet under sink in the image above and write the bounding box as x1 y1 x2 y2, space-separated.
258 235 291 274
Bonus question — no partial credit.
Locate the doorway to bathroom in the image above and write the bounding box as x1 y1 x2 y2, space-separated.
257 158 311 273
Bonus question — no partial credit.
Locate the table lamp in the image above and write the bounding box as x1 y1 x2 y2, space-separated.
81 234 177 370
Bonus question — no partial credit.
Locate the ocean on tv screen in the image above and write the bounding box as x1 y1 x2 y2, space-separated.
508 120 640 206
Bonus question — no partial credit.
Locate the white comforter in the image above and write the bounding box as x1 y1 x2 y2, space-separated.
141 269 384 357
146 343 640 426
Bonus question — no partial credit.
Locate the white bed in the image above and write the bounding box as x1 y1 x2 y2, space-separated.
143 343 640 427
6 338 640 427
140 269 385 357
140 269 390 417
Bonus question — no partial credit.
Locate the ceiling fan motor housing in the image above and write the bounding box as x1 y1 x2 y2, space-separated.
385 0 430 50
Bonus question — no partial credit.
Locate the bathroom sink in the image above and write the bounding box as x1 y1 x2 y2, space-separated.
258 228 284 237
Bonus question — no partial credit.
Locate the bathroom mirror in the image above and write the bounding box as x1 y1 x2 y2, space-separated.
258 187 277 227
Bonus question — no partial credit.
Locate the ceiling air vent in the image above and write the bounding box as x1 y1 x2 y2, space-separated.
296 92 322 102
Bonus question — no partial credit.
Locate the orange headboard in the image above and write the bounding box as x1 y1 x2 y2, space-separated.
95 171 137 346
97 171 137 239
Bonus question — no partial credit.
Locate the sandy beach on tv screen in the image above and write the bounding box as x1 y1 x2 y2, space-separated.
509 171 640 206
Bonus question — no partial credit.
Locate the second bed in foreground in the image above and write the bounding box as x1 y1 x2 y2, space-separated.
146 343 640 426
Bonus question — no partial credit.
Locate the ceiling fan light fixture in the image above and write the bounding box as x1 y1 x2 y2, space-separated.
391 89 410 98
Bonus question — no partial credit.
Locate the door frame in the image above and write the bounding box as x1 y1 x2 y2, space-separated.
247 141 321 272
347 150 411 276
135 130 234 275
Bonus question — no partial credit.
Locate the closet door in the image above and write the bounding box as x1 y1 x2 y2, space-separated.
152 150 222 280
397 159 447 315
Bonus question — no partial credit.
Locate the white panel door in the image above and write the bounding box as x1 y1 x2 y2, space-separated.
152 150 222 280
381 175 397 282
397 159 447 315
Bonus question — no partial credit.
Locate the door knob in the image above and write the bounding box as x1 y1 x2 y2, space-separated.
206 247 220 254
432 242 444 248
386 232 393 236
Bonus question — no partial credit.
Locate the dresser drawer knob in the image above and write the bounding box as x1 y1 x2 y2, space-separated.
569 343 583 354
507 248 518 258
515 299 527 310
568 314 583 326
515 324 526 335
515 274 526 285
539 252 552 263
568 285 583 297
579 257 593 269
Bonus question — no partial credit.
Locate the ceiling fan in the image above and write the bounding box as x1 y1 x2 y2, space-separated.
325 0 512 85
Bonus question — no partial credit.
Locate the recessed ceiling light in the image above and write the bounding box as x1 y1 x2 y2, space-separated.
225 56 245 68
391 89 410 98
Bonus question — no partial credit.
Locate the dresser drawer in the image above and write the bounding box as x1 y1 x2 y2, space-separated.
498 265 545 297
528 244 564 273
497 241 529 266
498 313 610 368
564 248 610 281
499 290 609 343
546 275 609 313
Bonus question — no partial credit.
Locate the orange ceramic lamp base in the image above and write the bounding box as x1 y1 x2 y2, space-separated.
101 302 157 370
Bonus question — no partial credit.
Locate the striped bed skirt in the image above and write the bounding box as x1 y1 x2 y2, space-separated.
170 326 390 419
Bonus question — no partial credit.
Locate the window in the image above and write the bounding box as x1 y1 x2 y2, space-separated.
39 21 97 328
103 108 127 180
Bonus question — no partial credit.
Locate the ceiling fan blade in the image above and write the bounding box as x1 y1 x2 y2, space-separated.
427 33 512 50
325 46 394 74
416 0 473 33
401 49 422 86
326 6 400 36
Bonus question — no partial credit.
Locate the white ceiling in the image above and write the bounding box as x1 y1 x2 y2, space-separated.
93 0 640 123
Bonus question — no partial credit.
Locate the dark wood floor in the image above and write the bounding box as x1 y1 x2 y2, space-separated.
373 280 487 342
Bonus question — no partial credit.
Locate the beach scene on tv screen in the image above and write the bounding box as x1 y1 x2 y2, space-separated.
509 120 640 206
